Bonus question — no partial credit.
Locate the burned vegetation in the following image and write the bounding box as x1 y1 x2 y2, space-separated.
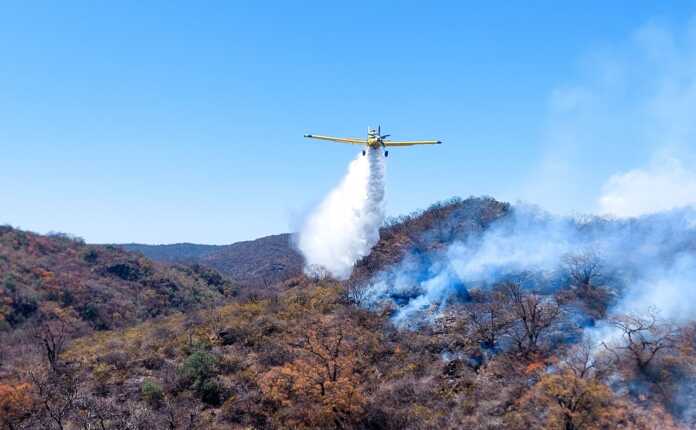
2 198 696 429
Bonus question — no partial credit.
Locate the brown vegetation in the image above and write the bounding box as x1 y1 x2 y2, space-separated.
2 198 696 429
121 234 304 290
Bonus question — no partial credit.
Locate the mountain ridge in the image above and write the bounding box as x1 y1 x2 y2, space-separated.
119 233 304 288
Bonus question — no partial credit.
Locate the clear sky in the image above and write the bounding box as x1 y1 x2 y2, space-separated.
2 1 696 244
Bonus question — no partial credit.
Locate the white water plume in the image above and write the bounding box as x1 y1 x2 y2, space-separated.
297 149 385 280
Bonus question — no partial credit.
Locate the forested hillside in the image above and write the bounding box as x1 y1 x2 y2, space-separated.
0 226 237 380
2 198 696 429
121 234 303 288
120 243 222 265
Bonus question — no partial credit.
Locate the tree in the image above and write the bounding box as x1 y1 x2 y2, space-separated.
502 281 561 356
260 314 372 428
605 309 678 374
563 252 604 289
343 278 371 307
30 306 76 373
560 340 610 381
72 395 126 430
27 367 80 430
464 288 513 351
161 395 204 430
562 252 611 318
518 371 619 430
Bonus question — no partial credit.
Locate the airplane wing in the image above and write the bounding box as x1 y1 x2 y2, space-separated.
383 140 442 146
304 134 367 145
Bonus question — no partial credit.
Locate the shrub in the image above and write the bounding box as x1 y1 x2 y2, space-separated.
2 275 16 293
220 390 268 427
180 351 216 383
141 379 164 408
82 248 99 264
142 355 165 370
79 304 108 330
104 263 142 281
101 351 130 370
178 350 223 404
6 296 38 326
198 378 223 406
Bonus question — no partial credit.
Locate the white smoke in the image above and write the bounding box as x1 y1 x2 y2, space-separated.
364 203 696 328
297 149 385 280
599 156 696 217
515 18 696 217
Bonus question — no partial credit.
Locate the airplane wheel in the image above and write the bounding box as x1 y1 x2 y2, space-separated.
385 151 389 157
362 150 366 156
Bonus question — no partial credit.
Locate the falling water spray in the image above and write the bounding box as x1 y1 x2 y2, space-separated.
297 148 385 279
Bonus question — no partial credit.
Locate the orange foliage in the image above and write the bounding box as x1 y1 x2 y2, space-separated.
0 382 33 427
260 314 371 428
512 371 640 430
39 269 54 282
524 360 545 375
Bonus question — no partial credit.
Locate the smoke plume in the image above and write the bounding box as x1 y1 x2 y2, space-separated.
297 149 385 280
364 202 696 328
599 156 696 217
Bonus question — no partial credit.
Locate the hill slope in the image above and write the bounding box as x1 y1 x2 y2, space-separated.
2 197 695 429
121 233 303 287
119 242 221 263
350 196 511 283
0 226 236 332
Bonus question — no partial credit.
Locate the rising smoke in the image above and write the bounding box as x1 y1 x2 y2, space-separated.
360 200 696 422
297 148 385 280
364 202 696 329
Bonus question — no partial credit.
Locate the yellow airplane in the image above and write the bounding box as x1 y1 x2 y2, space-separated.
304 126 441 157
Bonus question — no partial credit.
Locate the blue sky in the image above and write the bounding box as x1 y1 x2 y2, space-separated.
2 1 696 244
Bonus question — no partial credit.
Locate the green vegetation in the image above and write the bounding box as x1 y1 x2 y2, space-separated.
141 379 164 407
179 350 222 405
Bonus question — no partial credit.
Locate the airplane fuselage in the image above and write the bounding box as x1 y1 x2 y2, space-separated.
366 136 383 148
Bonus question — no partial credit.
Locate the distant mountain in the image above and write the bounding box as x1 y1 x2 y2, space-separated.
120 233 304 288
119 242 222 263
